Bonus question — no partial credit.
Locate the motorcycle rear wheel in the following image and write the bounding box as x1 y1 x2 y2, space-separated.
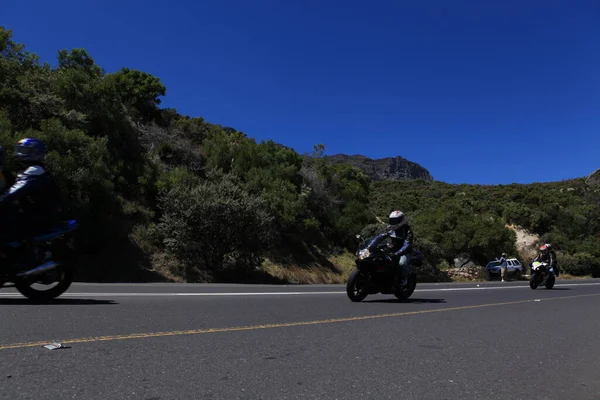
346 268 369 302
15 263 74 302
394 273 417 300
545 275 555 289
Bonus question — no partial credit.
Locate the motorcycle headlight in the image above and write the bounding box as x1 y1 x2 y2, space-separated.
357 249 371 260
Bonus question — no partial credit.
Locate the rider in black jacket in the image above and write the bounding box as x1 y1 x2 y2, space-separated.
387 210 415 287
0 138 59 243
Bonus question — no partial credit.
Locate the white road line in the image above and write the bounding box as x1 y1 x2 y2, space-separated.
0 291 347 297
0 282 598 297
417 282 600 292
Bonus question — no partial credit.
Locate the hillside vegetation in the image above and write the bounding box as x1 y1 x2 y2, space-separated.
369 179 600 277
1 26 598 283
0 27 374 283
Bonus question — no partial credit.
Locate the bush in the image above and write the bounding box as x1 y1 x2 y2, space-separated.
156 166 201 194
559 252 600 277
412 203 516 266
157 176 275 281
358 223 388 239
414 238 446 268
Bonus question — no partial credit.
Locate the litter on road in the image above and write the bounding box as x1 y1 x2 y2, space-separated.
43 342 63 350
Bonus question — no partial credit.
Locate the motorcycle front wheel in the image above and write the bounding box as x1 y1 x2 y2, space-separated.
346 268 369 302
529 273 539 289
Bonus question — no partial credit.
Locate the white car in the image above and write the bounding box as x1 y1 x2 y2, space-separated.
485 258 524 279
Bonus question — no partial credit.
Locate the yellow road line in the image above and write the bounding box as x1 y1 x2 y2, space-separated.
1 292 598 351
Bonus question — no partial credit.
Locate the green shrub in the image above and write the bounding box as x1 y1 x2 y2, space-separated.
158 176 275 281
559 253 600 277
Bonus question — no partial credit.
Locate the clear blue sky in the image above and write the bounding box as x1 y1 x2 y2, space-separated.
3 0 599 184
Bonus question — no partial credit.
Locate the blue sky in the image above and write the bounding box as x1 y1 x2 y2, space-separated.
3 0 599 184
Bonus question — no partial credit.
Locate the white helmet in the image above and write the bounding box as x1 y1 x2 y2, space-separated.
388 210 406 229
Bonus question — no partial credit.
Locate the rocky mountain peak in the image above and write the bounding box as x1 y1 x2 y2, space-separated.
323 154 433 181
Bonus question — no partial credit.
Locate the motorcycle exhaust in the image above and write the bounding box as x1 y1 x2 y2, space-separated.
16 260 59 279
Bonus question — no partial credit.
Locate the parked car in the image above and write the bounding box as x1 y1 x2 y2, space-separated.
485 258 524 280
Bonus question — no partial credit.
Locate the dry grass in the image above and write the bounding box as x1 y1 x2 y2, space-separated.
144 252 186 283
261 251 356 284
558 273 592 280
450 275 485 283
326 252 357 276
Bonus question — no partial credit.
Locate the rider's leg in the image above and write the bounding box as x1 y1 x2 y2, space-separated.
398 253 413 286
1 216 40 269
0 214 23 261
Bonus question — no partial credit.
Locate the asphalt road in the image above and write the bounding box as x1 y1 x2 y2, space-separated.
1 279 600 400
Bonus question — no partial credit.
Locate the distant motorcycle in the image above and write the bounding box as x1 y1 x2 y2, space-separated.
529 261 556 290
0 220 79 301
346 232 424 302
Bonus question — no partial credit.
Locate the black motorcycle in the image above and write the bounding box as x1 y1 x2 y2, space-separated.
346 232 424 302
0 220 79 301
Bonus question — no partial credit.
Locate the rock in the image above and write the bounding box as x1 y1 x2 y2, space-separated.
453 257 476 268
322 154 433 181
446 266 488 281
586 168 600 186
506 224 539 261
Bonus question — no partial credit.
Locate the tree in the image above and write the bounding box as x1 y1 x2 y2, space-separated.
57 48 103 78
0 27 57 130
104 67 166 122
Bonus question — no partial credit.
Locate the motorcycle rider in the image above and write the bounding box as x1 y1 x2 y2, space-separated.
533 243 559 277
387 210 415 287
0 138 59 246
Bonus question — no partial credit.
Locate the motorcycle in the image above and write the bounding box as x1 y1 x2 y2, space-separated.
0 220 79 301
529 261 556 290
346 232 424 302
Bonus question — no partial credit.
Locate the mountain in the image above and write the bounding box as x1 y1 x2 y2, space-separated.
323 154 434 182
587 168 600 186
